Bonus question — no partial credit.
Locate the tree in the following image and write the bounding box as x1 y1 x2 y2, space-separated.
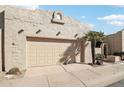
84 31 105 64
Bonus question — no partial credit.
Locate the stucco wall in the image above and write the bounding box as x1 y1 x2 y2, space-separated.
0 11 4 72
114 31 122 53
121 30 124 52
0 29 1 71
0 6 92 71
83 41 92 63
105 31 122 54
95 48 102 54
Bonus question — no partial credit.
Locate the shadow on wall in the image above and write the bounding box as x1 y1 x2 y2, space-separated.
59 38 88 64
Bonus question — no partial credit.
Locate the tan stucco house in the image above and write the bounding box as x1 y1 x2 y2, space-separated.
91 29 124 62
105 29 124 55
0 6 92 72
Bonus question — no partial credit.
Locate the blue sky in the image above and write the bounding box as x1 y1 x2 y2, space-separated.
39 5 124 35
18 5 124 35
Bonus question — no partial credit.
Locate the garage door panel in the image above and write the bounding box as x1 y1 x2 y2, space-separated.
27 38 81 67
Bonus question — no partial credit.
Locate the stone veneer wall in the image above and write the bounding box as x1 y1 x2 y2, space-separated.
0 6 92 71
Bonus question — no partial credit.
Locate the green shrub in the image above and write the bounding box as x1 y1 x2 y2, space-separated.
6 67 21 75
95 54 104 60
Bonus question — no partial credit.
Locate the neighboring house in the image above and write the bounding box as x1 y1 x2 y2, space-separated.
96 28 124 62
0 6 92 72
105 29 124 55
94 29 124 61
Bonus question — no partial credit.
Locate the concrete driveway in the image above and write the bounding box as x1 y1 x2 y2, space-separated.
0 63 124 87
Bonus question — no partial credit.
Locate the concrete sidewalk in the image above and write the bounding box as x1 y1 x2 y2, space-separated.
0 63 124 87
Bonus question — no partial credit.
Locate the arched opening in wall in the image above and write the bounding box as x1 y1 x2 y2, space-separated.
95 41 102 48
56 13 62 20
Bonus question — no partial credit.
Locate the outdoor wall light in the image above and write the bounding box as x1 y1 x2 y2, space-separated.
18 29 24 34
36 29 42 34
74 33 78 37
56 31 61 36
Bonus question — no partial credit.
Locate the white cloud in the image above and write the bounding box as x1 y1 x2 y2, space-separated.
88 24 94 29
108 21 124 26
81 16 86 19
80 23 94 32
98 14 124 27
97 14 124 20
16 5 40 10
84 23 94 30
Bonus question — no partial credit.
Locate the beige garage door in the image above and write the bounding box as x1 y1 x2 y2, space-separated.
27 37 80 67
